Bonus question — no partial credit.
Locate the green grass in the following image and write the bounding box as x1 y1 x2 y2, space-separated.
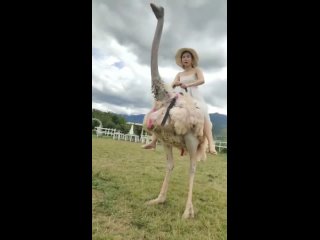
92 137 227 240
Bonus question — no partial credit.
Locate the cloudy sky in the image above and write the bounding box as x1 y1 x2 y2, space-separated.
92 0 227 115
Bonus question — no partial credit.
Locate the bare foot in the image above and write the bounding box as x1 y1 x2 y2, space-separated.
141 143 156 149
209 145 217 155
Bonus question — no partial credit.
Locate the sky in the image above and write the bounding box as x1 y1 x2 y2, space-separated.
92 0 227 116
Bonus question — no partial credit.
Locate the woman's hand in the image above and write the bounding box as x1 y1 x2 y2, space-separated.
173 82 181 88
180 83 188 89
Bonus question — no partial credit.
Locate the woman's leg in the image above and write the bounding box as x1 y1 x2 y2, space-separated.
142 134 157 149
204 117 217 154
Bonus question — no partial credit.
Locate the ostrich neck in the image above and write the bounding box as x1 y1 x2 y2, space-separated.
149 4 168 102
151 17 163 80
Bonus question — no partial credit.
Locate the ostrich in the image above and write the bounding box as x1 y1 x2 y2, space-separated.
143 3 209 219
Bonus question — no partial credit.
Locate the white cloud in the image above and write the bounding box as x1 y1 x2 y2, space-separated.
92 0 227 115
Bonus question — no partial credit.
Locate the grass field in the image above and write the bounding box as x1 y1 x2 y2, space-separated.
92 136 227 240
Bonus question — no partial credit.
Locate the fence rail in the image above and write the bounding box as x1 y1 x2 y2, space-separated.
215 140 227 152
93 127 148 143
93 127 227 152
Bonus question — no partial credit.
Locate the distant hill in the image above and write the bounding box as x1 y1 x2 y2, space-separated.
120 113 227 136
209 113 227 137
120 114 145 124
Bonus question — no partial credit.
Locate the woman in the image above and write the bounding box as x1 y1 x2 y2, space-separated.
142 48 217 154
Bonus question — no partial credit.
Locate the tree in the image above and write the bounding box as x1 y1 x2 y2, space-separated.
92 108 129 132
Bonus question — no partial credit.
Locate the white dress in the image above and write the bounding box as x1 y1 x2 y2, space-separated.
173 73 209 118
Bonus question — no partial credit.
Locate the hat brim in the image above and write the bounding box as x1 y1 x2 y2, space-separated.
175 48 199 67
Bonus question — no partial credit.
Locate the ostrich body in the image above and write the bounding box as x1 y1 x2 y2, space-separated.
144 3 207 219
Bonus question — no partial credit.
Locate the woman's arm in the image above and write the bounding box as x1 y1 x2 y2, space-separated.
171 73 181 88
181 68 205 89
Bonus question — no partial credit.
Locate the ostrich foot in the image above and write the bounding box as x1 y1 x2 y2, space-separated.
145 196 166 205
150 3 164 19
182 204 194 219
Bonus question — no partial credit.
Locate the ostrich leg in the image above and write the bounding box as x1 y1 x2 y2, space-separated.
146 144 174 205
182 133 199 219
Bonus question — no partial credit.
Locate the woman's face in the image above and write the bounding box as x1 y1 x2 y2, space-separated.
181 52 193 67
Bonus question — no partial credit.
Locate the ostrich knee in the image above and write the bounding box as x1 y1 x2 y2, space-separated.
190 162 196 174
167 153 174 173
166 157 174 172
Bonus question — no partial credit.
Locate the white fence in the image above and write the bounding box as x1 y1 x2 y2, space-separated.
94 127 117 137
93 127 150 144
215 140 227 152
93 127 227 152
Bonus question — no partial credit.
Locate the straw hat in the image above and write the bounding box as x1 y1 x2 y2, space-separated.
175 48 199 67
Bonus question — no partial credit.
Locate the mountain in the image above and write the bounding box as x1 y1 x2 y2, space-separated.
120 113 227 136
209 113 227 137
120 114 145 124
